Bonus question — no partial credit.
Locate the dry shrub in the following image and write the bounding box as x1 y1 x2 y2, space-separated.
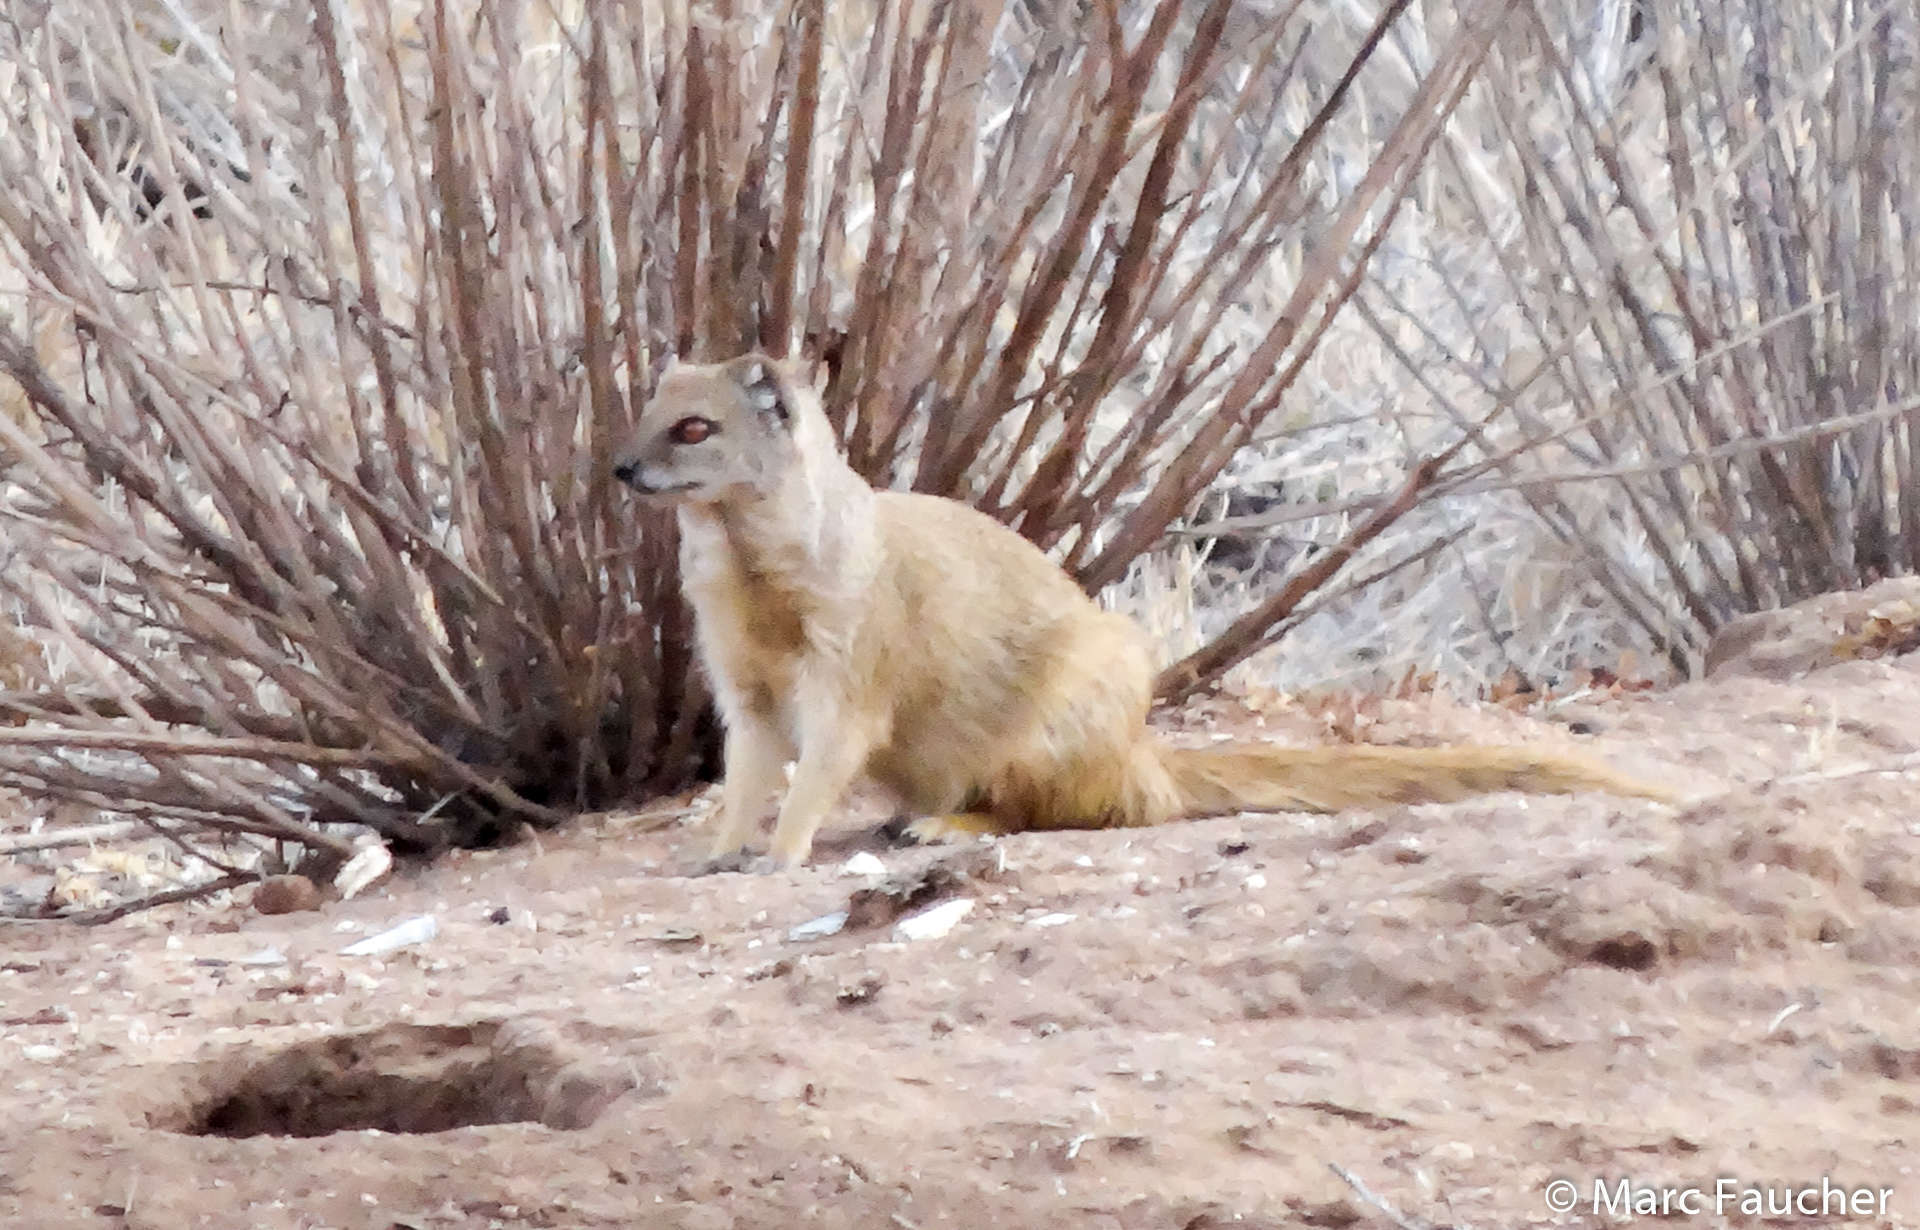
1342 0 1920 679
0 0 1514 874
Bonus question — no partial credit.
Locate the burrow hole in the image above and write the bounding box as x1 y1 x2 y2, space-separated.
160 1020 631 1138
1589 933 1660 972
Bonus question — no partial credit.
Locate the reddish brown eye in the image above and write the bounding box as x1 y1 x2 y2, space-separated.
670 416 714 445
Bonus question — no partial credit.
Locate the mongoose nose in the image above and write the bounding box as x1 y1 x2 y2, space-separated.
612 460 638 487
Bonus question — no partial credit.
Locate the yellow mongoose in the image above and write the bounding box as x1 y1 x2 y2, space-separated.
613 354 1671 869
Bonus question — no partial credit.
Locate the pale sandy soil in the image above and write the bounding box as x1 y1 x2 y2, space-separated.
3 583 1919 1229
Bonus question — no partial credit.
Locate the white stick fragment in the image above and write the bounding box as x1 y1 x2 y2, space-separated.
334 843 394 900
788 910 849 941
1327 1162 1432 1230
0 820 141 854
340 914 438 956
893 898 974 942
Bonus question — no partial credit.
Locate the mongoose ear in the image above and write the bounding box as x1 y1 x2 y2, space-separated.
739 357 790 424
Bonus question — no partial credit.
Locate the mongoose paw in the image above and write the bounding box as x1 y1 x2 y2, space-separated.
879 814 960 846
691 849 768 876
877 815 920 845
898 816 960 845
767 842 813 872
894 813 1014 845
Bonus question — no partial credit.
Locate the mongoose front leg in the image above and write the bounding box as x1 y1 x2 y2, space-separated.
767 723 875 869
707 716 792 859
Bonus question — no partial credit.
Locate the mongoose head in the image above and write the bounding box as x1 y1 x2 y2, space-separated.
612 354 815 505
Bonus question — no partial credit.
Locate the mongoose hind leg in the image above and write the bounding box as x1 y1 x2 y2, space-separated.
898 811 1026 844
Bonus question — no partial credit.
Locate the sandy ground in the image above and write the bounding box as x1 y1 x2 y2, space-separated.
4 584 1920 1229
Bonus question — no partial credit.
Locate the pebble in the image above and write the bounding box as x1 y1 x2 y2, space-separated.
893 898 974 942
253 875 322 916
840 852 888 877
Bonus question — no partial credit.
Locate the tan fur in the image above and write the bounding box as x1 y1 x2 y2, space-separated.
613 353 1674 868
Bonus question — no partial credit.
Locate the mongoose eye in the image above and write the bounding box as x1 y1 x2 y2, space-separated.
670 416 715 445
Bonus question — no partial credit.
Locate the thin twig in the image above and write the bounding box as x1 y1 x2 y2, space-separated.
9 873 256 925
1157 452 1455 700
0 821 143 855
0 727 429 770
1327 1162 1433 1230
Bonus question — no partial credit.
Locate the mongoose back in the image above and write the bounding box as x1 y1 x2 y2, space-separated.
613 353 1672 868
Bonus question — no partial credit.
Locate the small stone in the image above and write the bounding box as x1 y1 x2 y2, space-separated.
840 852 888 877
836 973 883 1007
253 875 321 916
893 898 974 942
845 850 994 928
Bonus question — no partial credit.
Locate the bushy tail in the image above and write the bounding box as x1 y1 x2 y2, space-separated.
1158 740 1677 817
